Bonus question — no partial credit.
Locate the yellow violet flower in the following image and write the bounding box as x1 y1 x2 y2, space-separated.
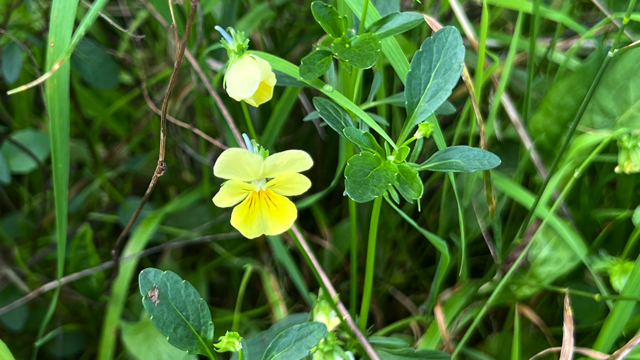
224 54 276 107
212 147 313 239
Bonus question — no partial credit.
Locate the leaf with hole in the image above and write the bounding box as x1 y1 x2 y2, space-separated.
313 97 354 137
343 127 384 157
2 42 23 84
310 1 346 39
299 50 333 80
418 146 501 172
332 33 382 69
405 26 464 126
345 152 397 203
138 268 215 357
365 12 424 39
262 322 327 360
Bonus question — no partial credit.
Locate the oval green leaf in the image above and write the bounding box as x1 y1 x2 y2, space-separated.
138 268 215 357
343 127 384 157
365 12 424 39
300 50 333 80
262 322 327 360
2 42 23 84
405 26 465 126
418 146 501 172
310 1 346 39
313 97 354 137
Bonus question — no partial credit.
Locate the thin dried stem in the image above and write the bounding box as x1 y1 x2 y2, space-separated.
107 0 198 290
141 0 245 148
290 225 380 360
0 232 239 316
80 0 145 39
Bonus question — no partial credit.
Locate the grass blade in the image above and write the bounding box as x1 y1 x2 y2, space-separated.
32 0 79 356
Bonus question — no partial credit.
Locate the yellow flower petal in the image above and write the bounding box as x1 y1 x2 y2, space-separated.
212 180 257 207
262 150 314 178
230 189 297 239
266 173 311 196
213 148 263 181
225 55 260 101
243 56 276 107
255 56 276 85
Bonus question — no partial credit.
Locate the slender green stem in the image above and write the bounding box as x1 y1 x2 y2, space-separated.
511 304 520 360
347 141 359 317
241 101 259 141
523 0 540 123
621 226 640 259
349 198 358 317
359 196 383 331
452 135 614 356
232 264 253 332
357 0 369 34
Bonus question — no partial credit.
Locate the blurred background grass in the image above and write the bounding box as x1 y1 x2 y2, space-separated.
0 0 640 359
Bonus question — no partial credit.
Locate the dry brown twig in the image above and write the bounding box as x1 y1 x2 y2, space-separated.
107 0 198 289
140 0 245 148
0 232 240 316
291 224 381 360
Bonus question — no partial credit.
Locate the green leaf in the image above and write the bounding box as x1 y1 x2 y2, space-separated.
331 33 382 69
0 128 51 174
393 146 410 162
262 322 327 360
2 42 23 84
68 223 104 297
310 1 346 39
405 26 465 126
238 313 309 360
436 101 456 115
0 152 10 184
418 146 501 172
343 127 384 157
345 152 397 203
0 339 15 360
376 347 450 360
71 38 119 90
581 48 640 130
394 163 423 201
138 268 216 357
299 50 333 80
121 318 196 360
365 12 423 39
633 205 640 227
313 97 354 137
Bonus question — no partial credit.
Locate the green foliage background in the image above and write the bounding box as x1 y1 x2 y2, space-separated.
0 0 640 359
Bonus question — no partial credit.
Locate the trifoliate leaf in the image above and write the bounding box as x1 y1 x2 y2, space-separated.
300 50 333 80
331 33 382 69
345 152 397 203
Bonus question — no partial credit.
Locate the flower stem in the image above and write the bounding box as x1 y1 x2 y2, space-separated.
241 101 259 142
347 142 358 317
232 264 253 331
359 196 383 331
357 0 369 35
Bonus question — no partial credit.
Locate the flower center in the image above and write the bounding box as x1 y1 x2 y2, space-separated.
252 178 267 190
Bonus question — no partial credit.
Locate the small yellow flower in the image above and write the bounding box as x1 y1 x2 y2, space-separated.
212 147 313 239
224 55 276 107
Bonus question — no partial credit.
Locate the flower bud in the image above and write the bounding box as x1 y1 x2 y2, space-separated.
214 331 243 353
224 54 276 107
